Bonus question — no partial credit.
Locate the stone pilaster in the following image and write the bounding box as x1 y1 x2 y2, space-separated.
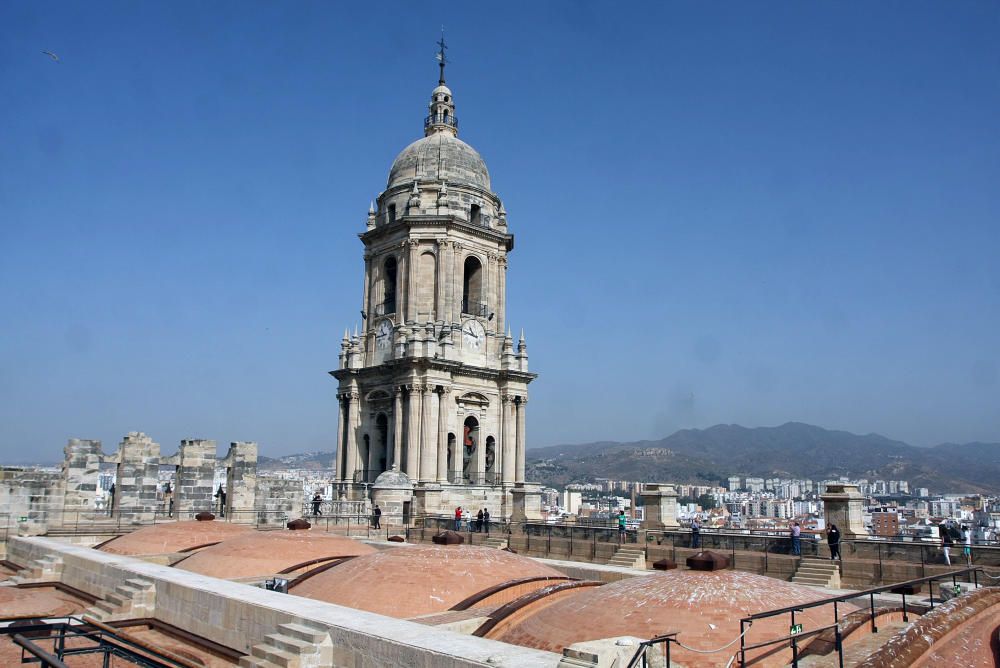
221 441 258 522
174 439 216 516
61 439 102 520
640 484 680 530
821 483 868 539
113 432 161 522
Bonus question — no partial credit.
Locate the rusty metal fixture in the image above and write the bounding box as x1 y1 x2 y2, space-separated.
652 558 677 570
387 535 406 542
432 530 465 545
286 518 311 530
685 550 730 571
194 512 215 522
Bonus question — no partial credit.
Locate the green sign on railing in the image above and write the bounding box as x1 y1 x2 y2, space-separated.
789 623 803 635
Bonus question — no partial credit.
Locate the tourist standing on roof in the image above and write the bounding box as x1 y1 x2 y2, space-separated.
942 526 953 565
827 524 841 560
791 522 801 556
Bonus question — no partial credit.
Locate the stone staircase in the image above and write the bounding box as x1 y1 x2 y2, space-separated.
607 546 646 570
7 555 64 585
792 558 841 588
84 577 155 621
482 537 508 550
239 622 331 668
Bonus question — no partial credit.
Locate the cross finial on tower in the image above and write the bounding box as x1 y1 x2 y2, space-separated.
436 29 448 85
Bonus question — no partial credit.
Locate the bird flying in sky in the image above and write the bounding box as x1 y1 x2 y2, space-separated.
42 51 60 63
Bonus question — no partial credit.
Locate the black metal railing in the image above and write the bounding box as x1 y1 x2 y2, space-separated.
424 113 458 130
737 566 991 667
461 299 488 317
447 469 500 486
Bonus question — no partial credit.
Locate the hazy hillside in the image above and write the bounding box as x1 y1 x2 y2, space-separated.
527 422 1000 494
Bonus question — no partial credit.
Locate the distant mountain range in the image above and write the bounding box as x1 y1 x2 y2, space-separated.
258 451 336 470
526 422 1000 494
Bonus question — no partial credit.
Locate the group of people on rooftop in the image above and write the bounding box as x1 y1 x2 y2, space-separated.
454 506 491 533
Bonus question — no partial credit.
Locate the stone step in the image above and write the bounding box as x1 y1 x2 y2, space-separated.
239 656 280 668
277 623 328 645
251 644 299 667
266 634 315 656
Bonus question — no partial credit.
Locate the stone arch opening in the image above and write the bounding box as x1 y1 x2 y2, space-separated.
447 432 456 483
361 435 370 483
373 413 389 479
485 436 497 484
462 256 483 315
463 416 479 483
417 251 437 318
382 256 397 315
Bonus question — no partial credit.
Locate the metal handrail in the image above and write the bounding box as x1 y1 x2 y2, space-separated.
737 566 989 667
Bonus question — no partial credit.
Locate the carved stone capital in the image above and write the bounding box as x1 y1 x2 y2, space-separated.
407 239 420 249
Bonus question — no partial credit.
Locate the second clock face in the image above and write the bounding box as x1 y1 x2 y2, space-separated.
463 320 485 351
375 320 393 349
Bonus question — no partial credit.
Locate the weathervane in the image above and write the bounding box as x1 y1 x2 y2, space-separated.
436 29 448 85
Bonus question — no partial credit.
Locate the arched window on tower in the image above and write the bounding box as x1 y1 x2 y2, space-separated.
462 256 483 316
470 204 481 226
381 257 397 315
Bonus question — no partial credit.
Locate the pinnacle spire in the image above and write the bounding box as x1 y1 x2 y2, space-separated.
436 30 448 85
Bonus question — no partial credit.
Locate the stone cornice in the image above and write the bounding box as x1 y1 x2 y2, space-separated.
359 216 514 252
329 360 536 385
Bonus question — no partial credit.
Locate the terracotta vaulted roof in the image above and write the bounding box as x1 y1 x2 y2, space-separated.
176 530 376 578
289 545 563 619
97 520 252 556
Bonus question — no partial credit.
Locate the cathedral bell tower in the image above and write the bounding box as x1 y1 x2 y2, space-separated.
331 41 537 517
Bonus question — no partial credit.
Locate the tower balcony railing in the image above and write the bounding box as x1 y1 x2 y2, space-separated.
374 300 396 317
461 299 488 317
424 113 458 131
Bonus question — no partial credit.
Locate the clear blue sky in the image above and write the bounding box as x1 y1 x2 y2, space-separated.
2 2 998 462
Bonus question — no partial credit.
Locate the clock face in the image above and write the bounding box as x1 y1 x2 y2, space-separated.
463 320 485 351
375 320 393 350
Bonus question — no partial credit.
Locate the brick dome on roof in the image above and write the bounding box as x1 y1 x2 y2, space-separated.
175 530 376 579
97 520 253 556
492 570 856 668
289 545 563 619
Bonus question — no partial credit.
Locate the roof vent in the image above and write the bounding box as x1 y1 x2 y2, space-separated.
685 550 731 571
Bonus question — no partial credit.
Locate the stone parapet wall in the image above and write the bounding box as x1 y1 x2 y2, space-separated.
8 537 560 668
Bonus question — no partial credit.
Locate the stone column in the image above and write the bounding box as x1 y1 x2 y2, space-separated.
420 385 436 482
223 441 258 522
452 242 463 323
406 240 419 323
498 256 507 337
435 243 446 322
391 388 402 469
363 251 373 326
640 484 680 530
405 385 421 477
345 392 360 483
515 397 527 483
336 396 346 482
502 395 516 485
441 240 454 325
821 483 868 539
436 388 450 483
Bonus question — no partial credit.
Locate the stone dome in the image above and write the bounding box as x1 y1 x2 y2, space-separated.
97 520 253 556
372 467 413 490
175 530 376 579
387 132 490 191
288 544 563 619
491 570 857 667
